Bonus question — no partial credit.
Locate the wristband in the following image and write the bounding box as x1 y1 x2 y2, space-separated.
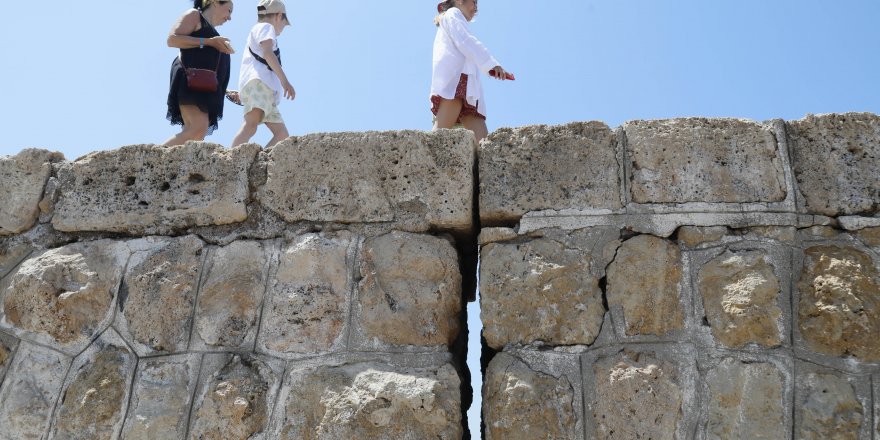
199 38 204 49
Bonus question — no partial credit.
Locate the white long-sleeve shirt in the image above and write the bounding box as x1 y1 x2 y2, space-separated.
431 7 500 116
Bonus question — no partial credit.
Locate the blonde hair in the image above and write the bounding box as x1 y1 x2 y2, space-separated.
434 0 456 26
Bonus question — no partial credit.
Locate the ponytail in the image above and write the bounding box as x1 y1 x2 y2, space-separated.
434 0 456 26
194 0 227 12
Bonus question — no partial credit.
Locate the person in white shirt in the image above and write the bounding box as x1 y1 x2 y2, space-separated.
231 0 296 148
431 0 512 143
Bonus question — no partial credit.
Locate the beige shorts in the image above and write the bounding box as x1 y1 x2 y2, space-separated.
241 79 283 124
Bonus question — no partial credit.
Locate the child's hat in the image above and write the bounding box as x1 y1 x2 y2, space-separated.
258 0 290 24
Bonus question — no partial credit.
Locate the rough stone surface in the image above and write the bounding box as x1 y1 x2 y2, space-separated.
856 227 880 248
0 241 32 280
480 234 607 348
705 358 786 440
53 143 258 233
625 118 787 204
591 350 684 440
479 122 622 223
698 250 783 348
0 149 63 235
260 130 475 231
788 113 880 216
193 241 268 350
677 226 729 248
356 232 461 347
1 240 128 352
798 245 880 360
0 342 71 440
257 233 351 356
189 356 275 440
606 235 684 336
483 353 577 440
0 333 14 384
270 362 461 439
120 355 200 440
795 372 864 439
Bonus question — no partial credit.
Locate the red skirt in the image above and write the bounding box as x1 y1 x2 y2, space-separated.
431 73 486 123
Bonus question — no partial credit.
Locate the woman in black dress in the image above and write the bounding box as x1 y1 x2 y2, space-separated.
163 0 235 146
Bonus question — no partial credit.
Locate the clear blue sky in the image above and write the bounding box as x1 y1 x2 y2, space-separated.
1 1 878 437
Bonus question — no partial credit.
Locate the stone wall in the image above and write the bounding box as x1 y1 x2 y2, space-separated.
0 112 877 439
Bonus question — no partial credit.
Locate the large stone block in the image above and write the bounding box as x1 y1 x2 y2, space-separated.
625 118 787 204
606 235 684 337
120 354 201 440
53 143 258 233
479 122 622 223
795 369 867 440
0 149 63 236
0 342 71 440
704 358 786 440
268 362 461 439
698 250 784 348
0 240 129 354
797 245 880 361
353 232 461 349
788 113 880 216
116 236 204 355
256 233 352 357
483 353 577 440
259 130 475 232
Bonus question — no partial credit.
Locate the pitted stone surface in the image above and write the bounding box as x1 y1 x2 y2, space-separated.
260 130 475 231
606 235 684 336
189 356 274 440
479 122 622 223
53 143 258 233
798 245 880 360
591 350 683 440
119 236 203 354
356 232 461 347
788 113 880 216
483 353 576 440
795 372 863 439
0 342 71 440
121 355 200 440
698 250 783 348
705 358 785 440
0 149 63 235
194 241 268 350
625 118 786 204
258 233 351 356
481 235 606 348
1 240 128 351
271 362 461 439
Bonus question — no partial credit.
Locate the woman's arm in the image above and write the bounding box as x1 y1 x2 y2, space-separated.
167 9 234 54
260 39 296 100
443 10 500 75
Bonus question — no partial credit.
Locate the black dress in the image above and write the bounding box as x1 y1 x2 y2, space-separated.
166 13 231 135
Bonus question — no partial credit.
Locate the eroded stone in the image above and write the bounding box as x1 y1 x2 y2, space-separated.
795 372 863 439
120 355 199 440
0 149 63 235
677 226 729 248
856 227 880 248
705 358 785 439
698 250 783 348
0 342 71 440
0 241 32 280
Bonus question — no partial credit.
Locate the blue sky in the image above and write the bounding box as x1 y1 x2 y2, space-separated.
1 1 878 437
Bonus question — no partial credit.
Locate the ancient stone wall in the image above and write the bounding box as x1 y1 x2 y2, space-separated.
0 112 878 439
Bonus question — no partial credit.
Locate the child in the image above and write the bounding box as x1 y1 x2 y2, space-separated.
231 0 296 147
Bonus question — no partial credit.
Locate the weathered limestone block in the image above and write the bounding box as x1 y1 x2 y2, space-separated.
698 250 783 348
677 226 729 248
0 240 128 353
480 232 609 348
625 118 787 204
705 358 786 440
260 130 474 231
0 149 63 235
269 362 461 439
117 236 204 355
798 245 880 360
606 235 684 336
49 332 136 440
479 122 622 223
53 143 258 233
189 355 279 440
483 353 577 440
120 354 201 440
0 342 71 440
590 350 687 440
193 241 268 351
0 241 32 280
355 232 461 348
788 113 880 216
257 233 351 357
795 371 864 439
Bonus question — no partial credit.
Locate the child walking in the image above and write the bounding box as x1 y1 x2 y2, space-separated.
231 0 296 147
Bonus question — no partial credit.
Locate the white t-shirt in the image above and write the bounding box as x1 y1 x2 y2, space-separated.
238 22 282 104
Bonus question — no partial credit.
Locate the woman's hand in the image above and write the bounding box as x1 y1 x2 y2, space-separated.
282 80 296 100
491 66 511 81
209 36 235 54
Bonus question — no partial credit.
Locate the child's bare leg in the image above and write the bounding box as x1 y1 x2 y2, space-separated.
231 108 265 147
265 121 290 148
460 114 489 144
432 98 464 130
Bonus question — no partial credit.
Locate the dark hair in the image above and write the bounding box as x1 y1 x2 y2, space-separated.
194 0 230 11
434 0 456 26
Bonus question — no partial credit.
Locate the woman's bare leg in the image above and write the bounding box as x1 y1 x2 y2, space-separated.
264 121 290 148
432 98 464 130
231 108 265 147
163 105 210 146
460 114 489 144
